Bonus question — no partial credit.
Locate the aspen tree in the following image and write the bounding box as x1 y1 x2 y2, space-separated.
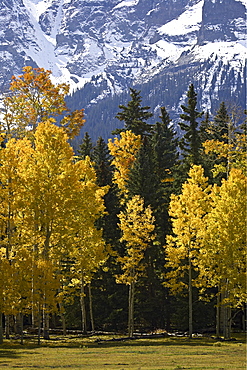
165 165 211 338
199 168 246 338
68 157 108 333
117 195 156 337
13 122 103 338
0 138 32 338
1 66 85 139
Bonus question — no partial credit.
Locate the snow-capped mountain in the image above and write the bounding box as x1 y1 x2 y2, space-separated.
0 0 246 140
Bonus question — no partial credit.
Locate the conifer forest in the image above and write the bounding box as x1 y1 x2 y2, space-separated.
0 67 246 344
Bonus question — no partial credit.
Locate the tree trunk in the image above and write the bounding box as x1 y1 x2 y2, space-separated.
242 306 246 331
222 281 231 340
216 291 221 337
20 313 24 345
59 303 66 336
223 304 231 340
88 283 94 333
128 281 135 337
43 309 50 340
5 315 10 339
80 278 87 334
37 306 41 345
0 312 3 344
188 255 193 339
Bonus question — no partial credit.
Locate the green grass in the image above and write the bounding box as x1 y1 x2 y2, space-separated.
0 334 246 370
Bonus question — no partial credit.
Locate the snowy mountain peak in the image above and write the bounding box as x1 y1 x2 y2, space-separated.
0 0 246 140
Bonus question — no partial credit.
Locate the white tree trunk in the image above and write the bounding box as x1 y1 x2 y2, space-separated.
80 278 87 334
128 281 135 337
88 283 94 332
188 255 193 339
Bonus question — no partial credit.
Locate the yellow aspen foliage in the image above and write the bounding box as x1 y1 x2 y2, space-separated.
117 195 156 285
12 121 90 261
0 137 32 259
1 66 85 139
69 166 108 284
32 258 61 316
5 248 33 316
0 251 15 315
71 227 107 286
67 155 108 286
108 130 141 196
165 165 211 294
117 195 156 337
199 168 247 307
203 130 247 176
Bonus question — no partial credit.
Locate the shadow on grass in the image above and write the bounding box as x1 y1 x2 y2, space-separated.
1 332 245 350
0 349 19 359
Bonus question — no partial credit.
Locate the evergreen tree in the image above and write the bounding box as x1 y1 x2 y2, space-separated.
178 84 204 169
92 136 120 245
202 102 233 184
90 137 124 332
77 132 93 159
112 88 153 137
125 138 168 329
92 137 113 187
199 111 212 143
151 106 178 186
126 137 161 210
198 111 217 183
211 102 230 143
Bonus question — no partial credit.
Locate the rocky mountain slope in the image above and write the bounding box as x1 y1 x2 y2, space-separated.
0 0 246 141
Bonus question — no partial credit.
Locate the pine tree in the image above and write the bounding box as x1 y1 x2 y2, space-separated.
92 137 113 187
151 106 178 183
126 137 162 211
77 132 93 159
112 88 153 137
125 137 171 329
211 102 230 143
199 111 212 143
92 136 120 245
178 84 204 170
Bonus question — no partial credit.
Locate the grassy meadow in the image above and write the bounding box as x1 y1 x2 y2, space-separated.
0 334 246 370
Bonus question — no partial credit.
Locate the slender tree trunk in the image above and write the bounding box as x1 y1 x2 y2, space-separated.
223 304 231 340
88 283 94 333
0 311 3 344
37 306 41 345
5 315 10 339
43 308 50 340
20 313 24 345
15 313 22 335
216 290 221 337
188 255 193 339
59 303 66 336
80 277 87 334
128 281 135 337
242 305 246 331
222 281 231 340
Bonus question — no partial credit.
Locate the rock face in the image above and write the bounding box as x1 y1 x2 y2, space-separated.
0 0 246 140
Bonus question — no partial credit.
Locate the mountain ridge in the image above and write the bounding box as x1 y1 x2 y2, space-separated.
0 0 246 141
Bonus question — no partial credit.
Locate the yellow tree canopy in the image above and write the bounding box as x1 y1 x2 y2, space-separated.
199 168 247 306
108 130 141 196
1 66 85 139
165 165 211 294
117 195 156 285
